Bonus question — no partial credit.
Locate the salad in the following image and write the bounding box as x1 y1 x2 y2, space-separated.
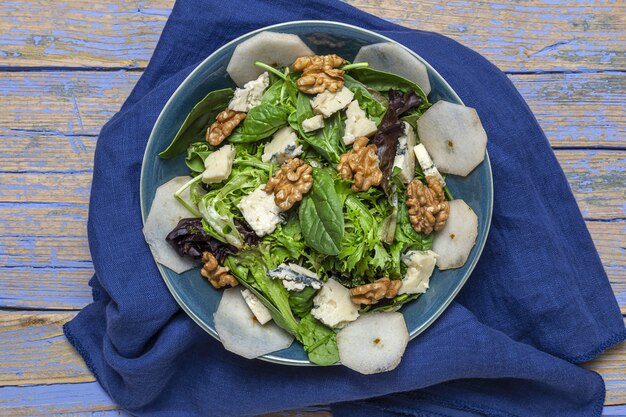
144 32 487 374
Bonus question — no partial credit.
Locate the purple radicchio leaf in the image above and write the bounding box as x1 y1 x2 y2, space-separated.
166 218 236 262
234 218 262 246
373 90 422 193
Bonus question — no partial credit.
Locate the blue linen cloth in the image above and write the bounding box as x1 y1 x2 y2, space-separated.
64 0 626 415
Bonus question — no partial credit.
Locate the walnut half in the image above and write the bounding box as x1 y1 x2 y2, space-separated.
206 109 246 146
200 252 238 289
265 158 313 211
406 175 449 235
337 136 383 192
350 277 402 305
293 54 346 94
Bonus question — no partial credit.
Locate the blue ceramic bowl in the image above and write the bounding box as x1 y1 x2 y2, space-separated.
141 21 493 366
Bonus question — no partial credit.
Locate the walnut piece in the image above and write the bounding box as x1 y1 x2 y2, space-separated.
206 109 246 146
350 277 402 305
265 158 313 211
293 54 347 94
337 136 383 192
406 175 450 235
200 252 238 289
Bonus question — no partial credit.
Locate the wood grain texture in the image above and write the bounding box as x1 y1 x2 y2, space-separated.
510 73 625 148
345 0 626 73
0 0 171 69
0 71 622 150
1 0 624 72
0 381 127 416
0 312 92 386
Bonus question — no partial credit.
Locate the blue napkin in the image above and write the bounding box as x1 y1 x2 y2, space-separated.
64 0 626 415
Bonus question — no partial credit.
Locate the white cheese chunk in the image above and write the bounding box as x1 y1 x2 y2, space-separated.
343 100 378 145
202 145 236 184
392 122 417 184
398 250 438 295
302 114 325 132
261 126 303 164
311 86 354 118
312 279 359 329
241 289 273 325
267 263 322 292
413 143 445 185
228 72 270 112
237 185 283 237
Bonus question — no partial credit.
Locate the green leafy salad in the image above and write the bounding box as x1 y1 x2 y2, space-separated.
144 32 487 374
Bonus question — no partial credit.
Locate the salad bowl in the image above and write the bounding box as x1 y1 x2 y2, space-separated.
141 20 493 365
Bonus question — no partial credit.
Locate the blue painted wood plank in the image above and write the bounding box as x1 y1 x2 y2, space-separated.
0 382 127 416
0 0 624 72
604 405 626 416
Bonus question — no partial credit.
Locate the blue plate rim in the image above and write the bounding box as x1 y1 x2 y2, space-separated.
140 20 494 366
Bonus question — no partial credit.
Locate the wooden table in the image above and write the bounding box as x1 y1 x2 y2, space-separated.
0 1 624 415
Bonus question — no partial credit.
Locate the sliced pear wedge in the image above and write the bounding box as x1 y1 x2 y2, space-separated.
337 312 409 374
433 199 478 270
227 31 314 87
214 288 294 359
143 176 198 274
417 101 487 177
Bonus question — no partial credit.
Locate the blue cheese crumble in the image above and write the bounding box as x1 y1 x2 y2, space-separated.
267 263 322 292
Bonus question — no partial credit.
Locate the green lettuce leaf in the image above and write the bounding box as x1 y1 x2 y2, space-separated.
297 314 339 366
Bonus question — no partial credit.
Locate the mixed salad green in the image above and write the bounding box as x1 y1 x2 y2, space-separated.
146 33 486 374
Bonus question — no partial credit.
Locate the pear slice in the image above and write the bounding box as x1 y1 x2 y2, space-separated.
417 100 487 177
433 199 478 270
214 288 294 359
354 42 431 95
143 176 198 274
227 31 314 87
337 312 409 374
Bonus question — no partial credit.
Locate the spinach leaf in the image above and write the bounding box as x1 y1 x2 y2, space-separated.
228 103 290 143
159 88 234 159
300 169 344 256
294 93 344 164
297 313 339 366
261 77 284 105
347 67 430 113
288 286 318 319
228 76 296 143
343 74 387 125
185 142 213 175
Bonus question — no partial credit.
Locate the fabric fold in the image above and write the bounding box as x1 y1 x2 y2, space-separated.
64 0 625 416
